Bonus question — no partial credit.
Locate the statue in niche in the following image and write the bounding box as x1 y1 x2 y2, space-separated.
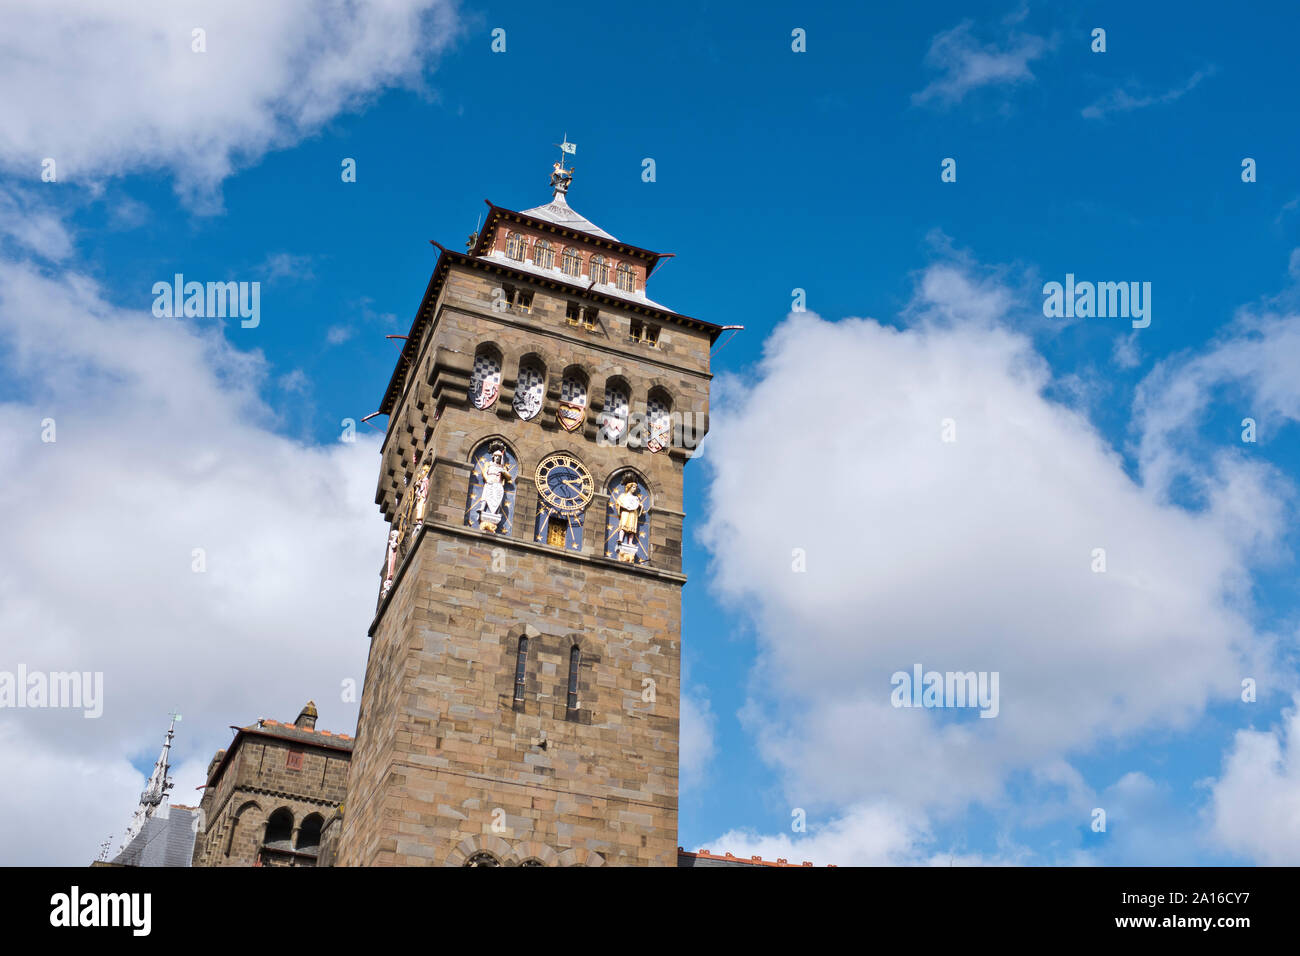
468 443 515 532
613 480 647 563
381 527 401 597
412 461 432 527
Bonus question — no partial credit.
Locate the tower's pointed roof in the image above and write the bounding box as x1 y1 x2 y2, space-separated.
518 191 617 241
115 715 178 858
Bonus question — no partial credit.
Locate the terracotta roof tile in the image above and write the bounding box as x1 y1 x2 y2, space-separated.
678 847 834 868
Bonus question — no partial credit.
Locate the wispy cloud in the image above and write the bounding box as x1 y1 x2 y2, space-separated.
260 252 315 283
1082 67 1216 120
912 14 1053 108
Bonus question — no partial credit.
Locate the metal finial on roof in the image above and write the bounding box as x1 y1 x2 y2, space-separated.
549 135 576 197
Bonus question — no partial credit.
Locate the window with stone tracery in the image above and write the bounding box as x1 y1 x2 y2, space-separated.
533 239 554 270
616 262 636 293
561 247 582 277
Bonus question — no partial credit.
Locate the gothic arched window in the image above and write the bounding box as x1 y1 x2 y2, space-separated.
469 346 502 410
465 439 518 534
466 851 501 867
533 239 554 270
505 232 527 261
561 247 582 278
589 254 608 285
605 470 651 564
615 262 636 293
566 645 581 715
513 636 529 711
512 359 546 421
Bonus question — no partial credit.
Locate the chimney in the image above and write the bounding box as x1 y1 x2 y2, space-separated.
295 700 318 730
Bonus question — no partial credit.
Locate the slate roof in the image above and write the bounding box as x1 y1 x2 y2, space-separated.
112 805 197 867
518 192 617 241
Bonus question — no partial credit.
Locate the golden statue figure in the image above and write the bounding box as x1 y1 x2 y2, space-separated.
412 461 432 526
613 480 647 562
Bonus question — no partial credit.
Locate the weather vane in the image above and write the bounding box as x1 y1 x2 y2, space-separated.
550 134 576 196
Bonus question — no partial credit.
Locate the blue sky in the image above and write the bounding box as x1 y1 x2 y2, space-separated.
3 0 1300 865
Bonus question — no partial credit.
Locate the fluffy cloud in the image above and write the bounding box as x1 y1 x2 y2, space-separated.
1206 694 1300 864
0 256 385 863
0 0 460 203
698 261 1295 863
679 689 717 790
912 14 1052 108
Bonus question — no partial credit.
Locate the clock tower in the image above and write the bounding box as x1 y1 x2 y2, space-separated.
335 161 720 866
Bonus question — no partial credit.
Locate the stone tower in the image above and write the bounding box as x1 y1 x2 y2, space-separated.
336 163 719 866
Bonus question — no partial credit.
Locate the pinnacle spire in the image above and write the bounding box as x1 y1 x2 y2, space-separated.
119 714 178 851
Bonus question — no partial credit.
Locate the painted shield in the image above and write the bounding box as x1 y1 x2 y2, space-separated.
470 352 502 409
646 395 671 453
557 401 585 432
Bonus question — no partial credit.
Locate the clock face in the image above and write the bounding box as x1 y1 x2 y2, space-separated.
534 453 594 516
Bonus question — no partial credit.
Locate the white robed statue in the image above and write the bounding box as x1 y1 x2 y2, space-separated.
470 444 514 531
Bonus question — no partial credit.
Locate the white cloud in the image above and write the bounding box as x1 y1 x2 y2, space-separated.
1112 332 1142 370
912 16 1052 108
680 689 717 789
326 324 356 346
1082 68 1215 121
696 259 1294 863
705 801 1025 866
0 256 385 863
260 252 315 283
1206 694 1300 864
0 186 74 261
0 0 461 203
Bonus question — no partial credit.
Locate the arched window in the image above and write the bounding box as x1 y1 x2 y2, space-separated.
512 359 546 421
646 390 672 453
566 644 581 715
533 239 554 270
465 439 518 534
263 808 293 847
589 254 609 285
605 470 651 564
513 636 529 711
296 814 323 852
469 346 502 409
505 232 527 261
465 851 501 867
599 379 630 444
561 247 582 278
615 262 637 293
